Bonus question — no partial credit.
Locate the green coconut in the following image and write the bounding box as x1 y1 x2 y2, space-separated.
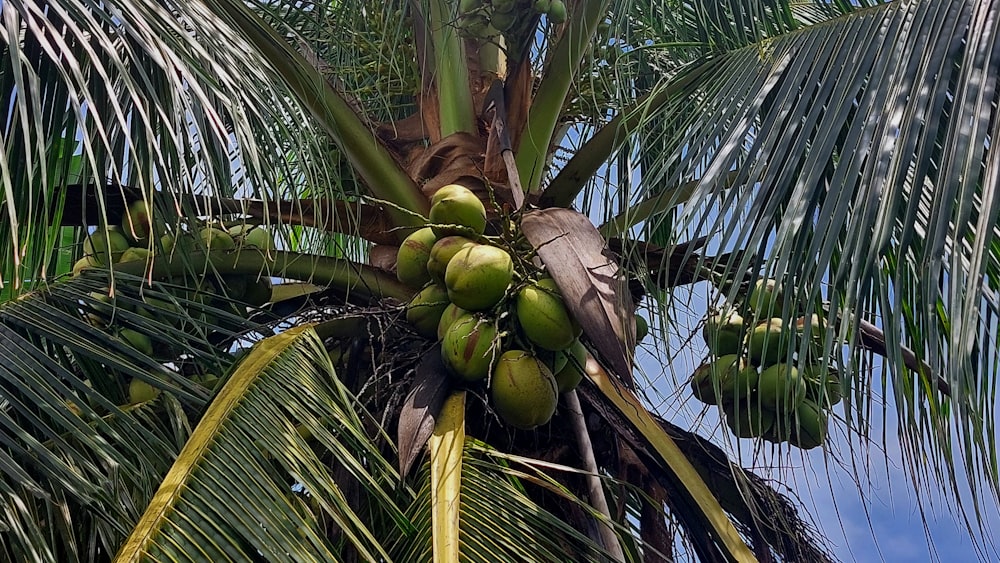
552 339 588 393
72 256 100 276
444 244 513 311
803 364 843 406
199 227 237 251
547 0 567 23
634 314 649 343
748 278 783 316
789 399 828 450
724 402 775 439
118 247 152 264
429 184 487 237
516 278 581 351
406 283 451 338
747 318 789 367
242 227 276 252
128 378 160 403
703 309 745 356
120 328 154 356
757 363 806 412
396 227 438 287
441 313 500 381
690 362 718 404
122 200 155 241
706 354 755 403
437 302 468 340
491 350 559 429
427 236 476 283
83 230 131 265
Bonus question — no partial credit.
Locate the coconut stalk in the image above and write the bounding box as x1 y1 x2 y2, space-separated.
430 391 466 563
565 388 625 562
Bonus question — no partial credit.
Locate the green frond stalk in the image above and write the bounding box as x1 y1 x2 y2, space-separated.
110 249 414 301
428 0 477 136
542 60 718 208
515 0 612 193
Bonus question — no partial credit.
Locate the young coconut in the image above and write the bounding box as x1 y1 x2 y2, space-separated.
748 278 783 317
516 278 581 351
552 339 588 393
122 200 155 241
757 363 806 412
702 309 745 356
199 227 237 251
427 236 475 283
83 229 131 265
747 318 789 367
118 247 152 264
73 256 100 276
120 328 154 356
128 378 160 404
406 283 451 338
436 302 469 340
429 184 487 238
441 313 500 381
241 227 276 252
396 227 437 287
789 399 828 450
724 401 775 439
444 244 513 311
491 350 559 429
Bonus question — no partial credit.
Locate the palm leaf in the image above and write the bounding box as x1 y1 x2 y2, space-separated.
117 323 406 561
566 0 1000 519
392 437 618 562
0 270 259 559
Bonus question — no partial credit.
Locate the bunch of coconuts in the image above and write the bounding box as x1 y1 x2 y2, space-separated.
72 201 274 402
396 184 594 430
693 279 842 450
457 0 566 39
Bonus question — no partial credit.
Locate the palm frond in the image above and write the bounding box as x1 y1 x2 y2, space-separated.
117 323 406 561
596 0 999 523
1 0 357 295
0 270 261 559
392 437 619 562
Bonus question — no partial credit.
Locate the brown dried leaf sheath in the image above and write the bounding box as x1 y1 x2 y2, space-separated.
521 208 635 385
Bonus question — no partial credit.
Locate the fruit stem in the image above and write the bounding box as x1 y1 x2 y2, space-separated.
564 389 625 562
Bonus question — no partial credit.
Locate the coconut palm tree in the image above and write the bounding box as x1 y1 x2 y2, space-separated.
1 0 997 560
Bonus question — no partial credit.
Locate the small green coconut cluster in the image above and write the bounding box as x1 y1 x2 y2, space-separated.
74 201 276 397
73 201 276 309
457 0 566 40
693 279 842 450
397 184 614 429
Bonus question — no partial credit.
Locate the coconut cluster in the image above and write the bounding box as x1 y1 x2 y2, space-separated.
397 184 599 429
73 201 275 400
457 0 566 40
693 279 842 450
